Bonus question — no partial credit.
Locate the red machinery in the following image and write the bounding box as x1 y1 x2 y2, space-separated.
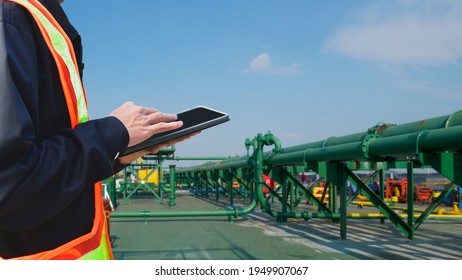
385 178 433 204
385 178 408 202
262 174 275 194
414 186 433 204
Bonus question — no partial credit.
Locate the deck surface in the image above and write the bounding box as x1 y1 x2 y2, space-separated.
109 195 462 260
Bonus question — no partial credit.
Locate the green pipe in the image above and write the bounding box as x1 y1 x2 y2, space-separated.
178 125 462 173
112 209 240 218
379 169 386 224
261 151 304 166
369 125 462 158
417 125 462 152
158 183 169 193
262 133 283 153
160 111 462 242
278 110 462 155
282 137 363 154
263 143 363 166
175 110 462 174
111 209 462 220
111 199 257 221
273 211 340 220
169 165 176 207
171 156 234 161
259 125 462 166
407 161 414 239
114 152 260 221
273 212 462 220
445 110 462 127
254 134 268 210
347 214 462 220
109 209 294 219
177 158 249 172
172 111 462 212
157 164 163 199
304 142 365 161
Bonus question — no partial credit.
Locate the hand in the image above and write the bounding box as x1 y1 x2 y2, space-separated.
109 101 182 147
117 132 200 165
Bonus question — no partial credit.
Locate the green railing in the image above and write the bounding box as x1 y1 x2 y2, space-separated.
109 110 462 240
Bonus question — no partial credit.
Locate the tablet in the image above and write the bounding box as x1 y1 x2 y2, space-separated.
121 106 230 156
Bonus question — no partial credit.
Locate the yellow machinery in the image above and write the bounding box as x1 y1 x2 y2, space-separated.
138 169 159 184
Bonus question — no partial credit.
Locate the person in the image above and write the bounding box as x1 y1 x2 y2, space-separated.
0 0 195 259
369 181 380 195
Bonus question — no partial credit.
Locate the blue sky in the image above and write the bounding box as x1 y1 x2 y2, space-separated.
62 0 462 160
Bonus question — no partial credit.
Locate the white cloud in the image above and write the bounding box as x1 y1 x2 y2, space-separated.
249 53 271 71
245 53 301 75
324 0 462 66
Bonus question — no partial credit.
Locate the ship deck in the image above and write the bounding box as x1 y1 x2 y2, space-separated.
109 195 462 260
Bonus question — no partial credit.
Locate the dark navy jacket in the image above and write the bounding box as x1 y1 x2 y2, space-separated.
0 0 129 258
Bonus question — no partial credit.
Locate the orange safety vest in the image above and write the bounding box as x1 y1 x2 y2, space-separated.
4 0 113 260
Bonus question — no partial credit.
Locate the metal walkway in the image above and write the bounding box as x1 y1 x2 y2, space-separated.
109 196 462 260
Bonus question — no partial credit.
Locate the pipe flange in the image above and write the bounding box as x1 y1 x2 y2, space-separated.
362 122 395 160
361 134 381 160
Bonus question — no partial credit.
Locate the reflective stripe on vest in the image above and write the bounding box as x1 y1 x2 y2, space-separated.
13 0 88 126
4 0 112 260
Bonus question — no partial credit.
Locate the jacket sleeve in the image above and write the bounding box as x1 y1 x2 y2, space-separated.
0 11 129 231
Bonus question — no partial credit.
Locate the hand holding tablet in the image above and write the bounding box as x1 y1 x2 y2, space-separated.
121 106 230 156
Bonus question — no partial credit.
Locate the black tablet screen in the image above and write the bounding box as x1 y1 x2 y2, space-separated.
121 106 229 156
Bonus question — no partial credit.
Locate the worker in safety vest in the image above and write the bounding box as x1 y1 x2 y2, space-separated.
0 0 194 259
